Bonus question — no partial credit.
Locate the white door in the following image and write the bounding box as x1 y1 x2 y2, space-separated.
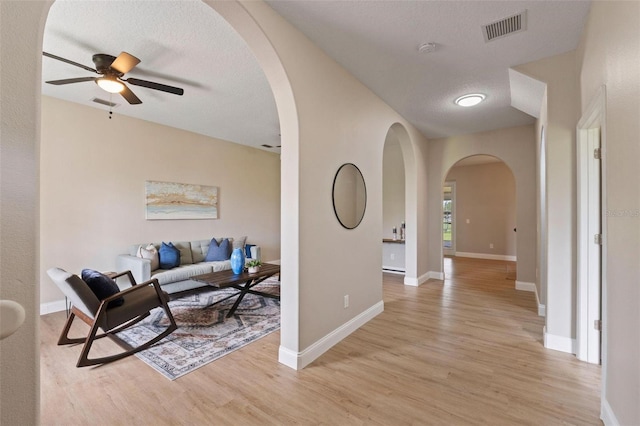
577 126 602 364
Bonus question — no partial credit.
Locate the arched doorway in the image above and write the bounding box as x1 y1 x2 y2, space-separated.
442 155 517 279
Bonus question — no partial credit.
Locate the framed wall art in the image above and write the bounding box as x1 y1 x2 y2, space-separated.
145 181 218 220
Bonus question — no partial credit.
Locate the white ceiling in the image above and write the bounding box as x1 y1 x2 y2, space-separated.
42 0 592 149
42 0 280 152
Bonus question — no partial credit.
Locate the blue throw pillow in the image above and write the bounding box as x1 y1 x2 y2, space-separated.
245 244 256 259
159 242 181 269
205 238 231 261
81 269 124 308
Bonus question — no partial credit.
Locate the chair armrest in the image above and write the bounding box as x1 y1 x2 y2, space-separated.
106 270 137 286
116 255 151 284
101 278 163 305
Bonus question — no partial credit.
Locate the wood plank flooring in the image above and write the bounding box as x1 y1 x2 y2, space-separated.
40 257 601 425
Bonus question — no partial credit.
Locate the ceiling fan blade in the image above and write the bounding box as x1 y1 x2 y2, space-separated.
43 52 97 73
126 78 184 96
110 52 140 75
120 84 142 105
45 77 97 85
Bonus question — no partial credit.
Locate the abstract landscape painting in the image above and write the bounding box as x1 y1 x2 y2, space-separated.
145 181 218 220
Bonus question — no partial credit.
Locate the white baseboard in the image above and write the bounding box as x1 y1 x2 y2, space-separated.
515 281 536 292
515 281 545 317
601 397 621 426
543 326 576 354
40 299 66 315
456 252 517 262
278 300 384 370
538 303 546 317
403 270 442 286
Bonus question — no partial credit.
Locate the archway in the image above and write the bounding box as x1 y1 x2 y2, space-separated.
442 155 517 279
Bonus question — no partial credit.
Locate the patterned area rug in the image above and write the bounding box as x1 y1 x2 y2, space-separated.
116 278 280 380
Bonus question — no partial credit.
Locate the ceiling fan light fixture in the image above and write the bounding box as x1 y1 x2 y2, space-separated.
96 75 125 93
454 93 486 107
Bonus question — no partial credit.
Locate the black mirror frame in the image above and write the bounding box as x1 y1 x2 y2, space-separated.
332 163 367 230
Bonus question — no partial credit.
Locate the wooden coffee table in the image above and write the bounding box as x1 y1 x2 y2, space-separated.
191 263 280 318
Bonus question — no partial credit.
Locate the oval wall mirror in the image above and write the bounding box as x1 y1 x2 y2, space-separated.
332 163 367 229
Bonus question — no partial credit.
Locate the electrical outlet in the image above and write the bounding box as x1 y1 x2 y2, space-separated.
466 219 470 224
390 253 395 260
344 295 349 308
490 243 494 249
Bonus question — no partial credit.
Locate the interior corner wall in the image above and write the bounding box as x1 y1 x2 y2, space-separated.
577 2 640 424
40 96 281 306
445 162 516 257
515 50 579 343
427 125 536 284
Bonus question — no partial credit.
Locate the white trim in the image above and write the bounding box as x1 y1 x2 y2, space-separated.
456 252 517 262
278 301 384 370
601 398 620 426
543 326 576 354
538 304 546 317
515 281 546 317
40 299 66 315
428 271 445 281
515 281 536 292
404 271 442 286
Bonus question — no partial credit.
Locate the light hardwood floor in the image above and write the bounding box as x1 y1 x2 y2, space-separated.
40 257 601 425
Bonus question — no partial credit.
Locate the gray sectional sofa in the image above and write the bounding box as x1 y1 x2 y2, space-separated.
116 238 260 294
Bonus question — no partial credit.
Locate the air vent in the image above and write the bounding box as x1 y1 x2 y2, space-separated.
482 10 527 42
91 98 118 107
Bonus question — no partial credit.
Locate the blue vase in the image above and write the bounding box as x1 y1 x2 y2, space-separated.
230 248 245 274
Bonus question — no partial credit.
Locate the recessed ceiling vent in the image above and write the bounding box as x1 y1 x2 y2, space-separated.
482 10 527 43
92 98 118 107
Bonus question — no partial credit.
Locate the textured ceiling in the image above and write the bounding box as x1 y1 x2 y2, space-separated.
42 0 280 152
266 0 591 139
43 0 592 149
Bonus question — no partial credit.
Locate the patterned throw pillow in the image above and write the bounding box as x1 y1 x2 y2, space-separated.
81 269 124 308
136 244 159 271
205 237 231 261
158 242 181 269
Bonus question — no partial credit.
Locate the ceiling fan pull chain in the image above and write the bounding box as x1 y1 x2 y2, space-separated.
109 93 113 119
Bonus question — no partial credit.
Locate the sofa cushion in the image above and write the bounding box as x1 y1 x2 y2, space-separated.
159 242 181 269
232 236 247 251
81 269 124 308
136 244 159 271
205 238 230 261
190 239 210 263
172 241 193 265
151 263 214 285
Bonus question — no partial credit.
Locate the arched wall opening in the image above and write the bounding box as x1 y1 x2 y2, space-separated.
442 155 517 266
381 123 420 285
426 125 537 296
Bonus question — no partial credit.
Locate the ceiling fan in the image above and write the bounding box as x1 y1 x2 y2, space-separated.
42 51 184 105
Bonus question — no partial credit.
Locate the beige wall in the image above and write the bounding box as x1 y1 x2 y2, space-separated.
383 131 405 239
577 1 640 423
428 125 537 284
40 96 281 305
446 162 516 257
226 0 431 356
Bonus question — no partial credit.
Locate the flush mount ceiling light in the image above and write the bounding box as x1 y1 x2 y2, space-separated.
96 75 125 93
455 93 486 107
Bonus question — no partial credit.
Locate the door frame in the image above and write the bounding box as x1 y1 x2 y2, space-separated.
443 181 456 256
576 85 607 368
